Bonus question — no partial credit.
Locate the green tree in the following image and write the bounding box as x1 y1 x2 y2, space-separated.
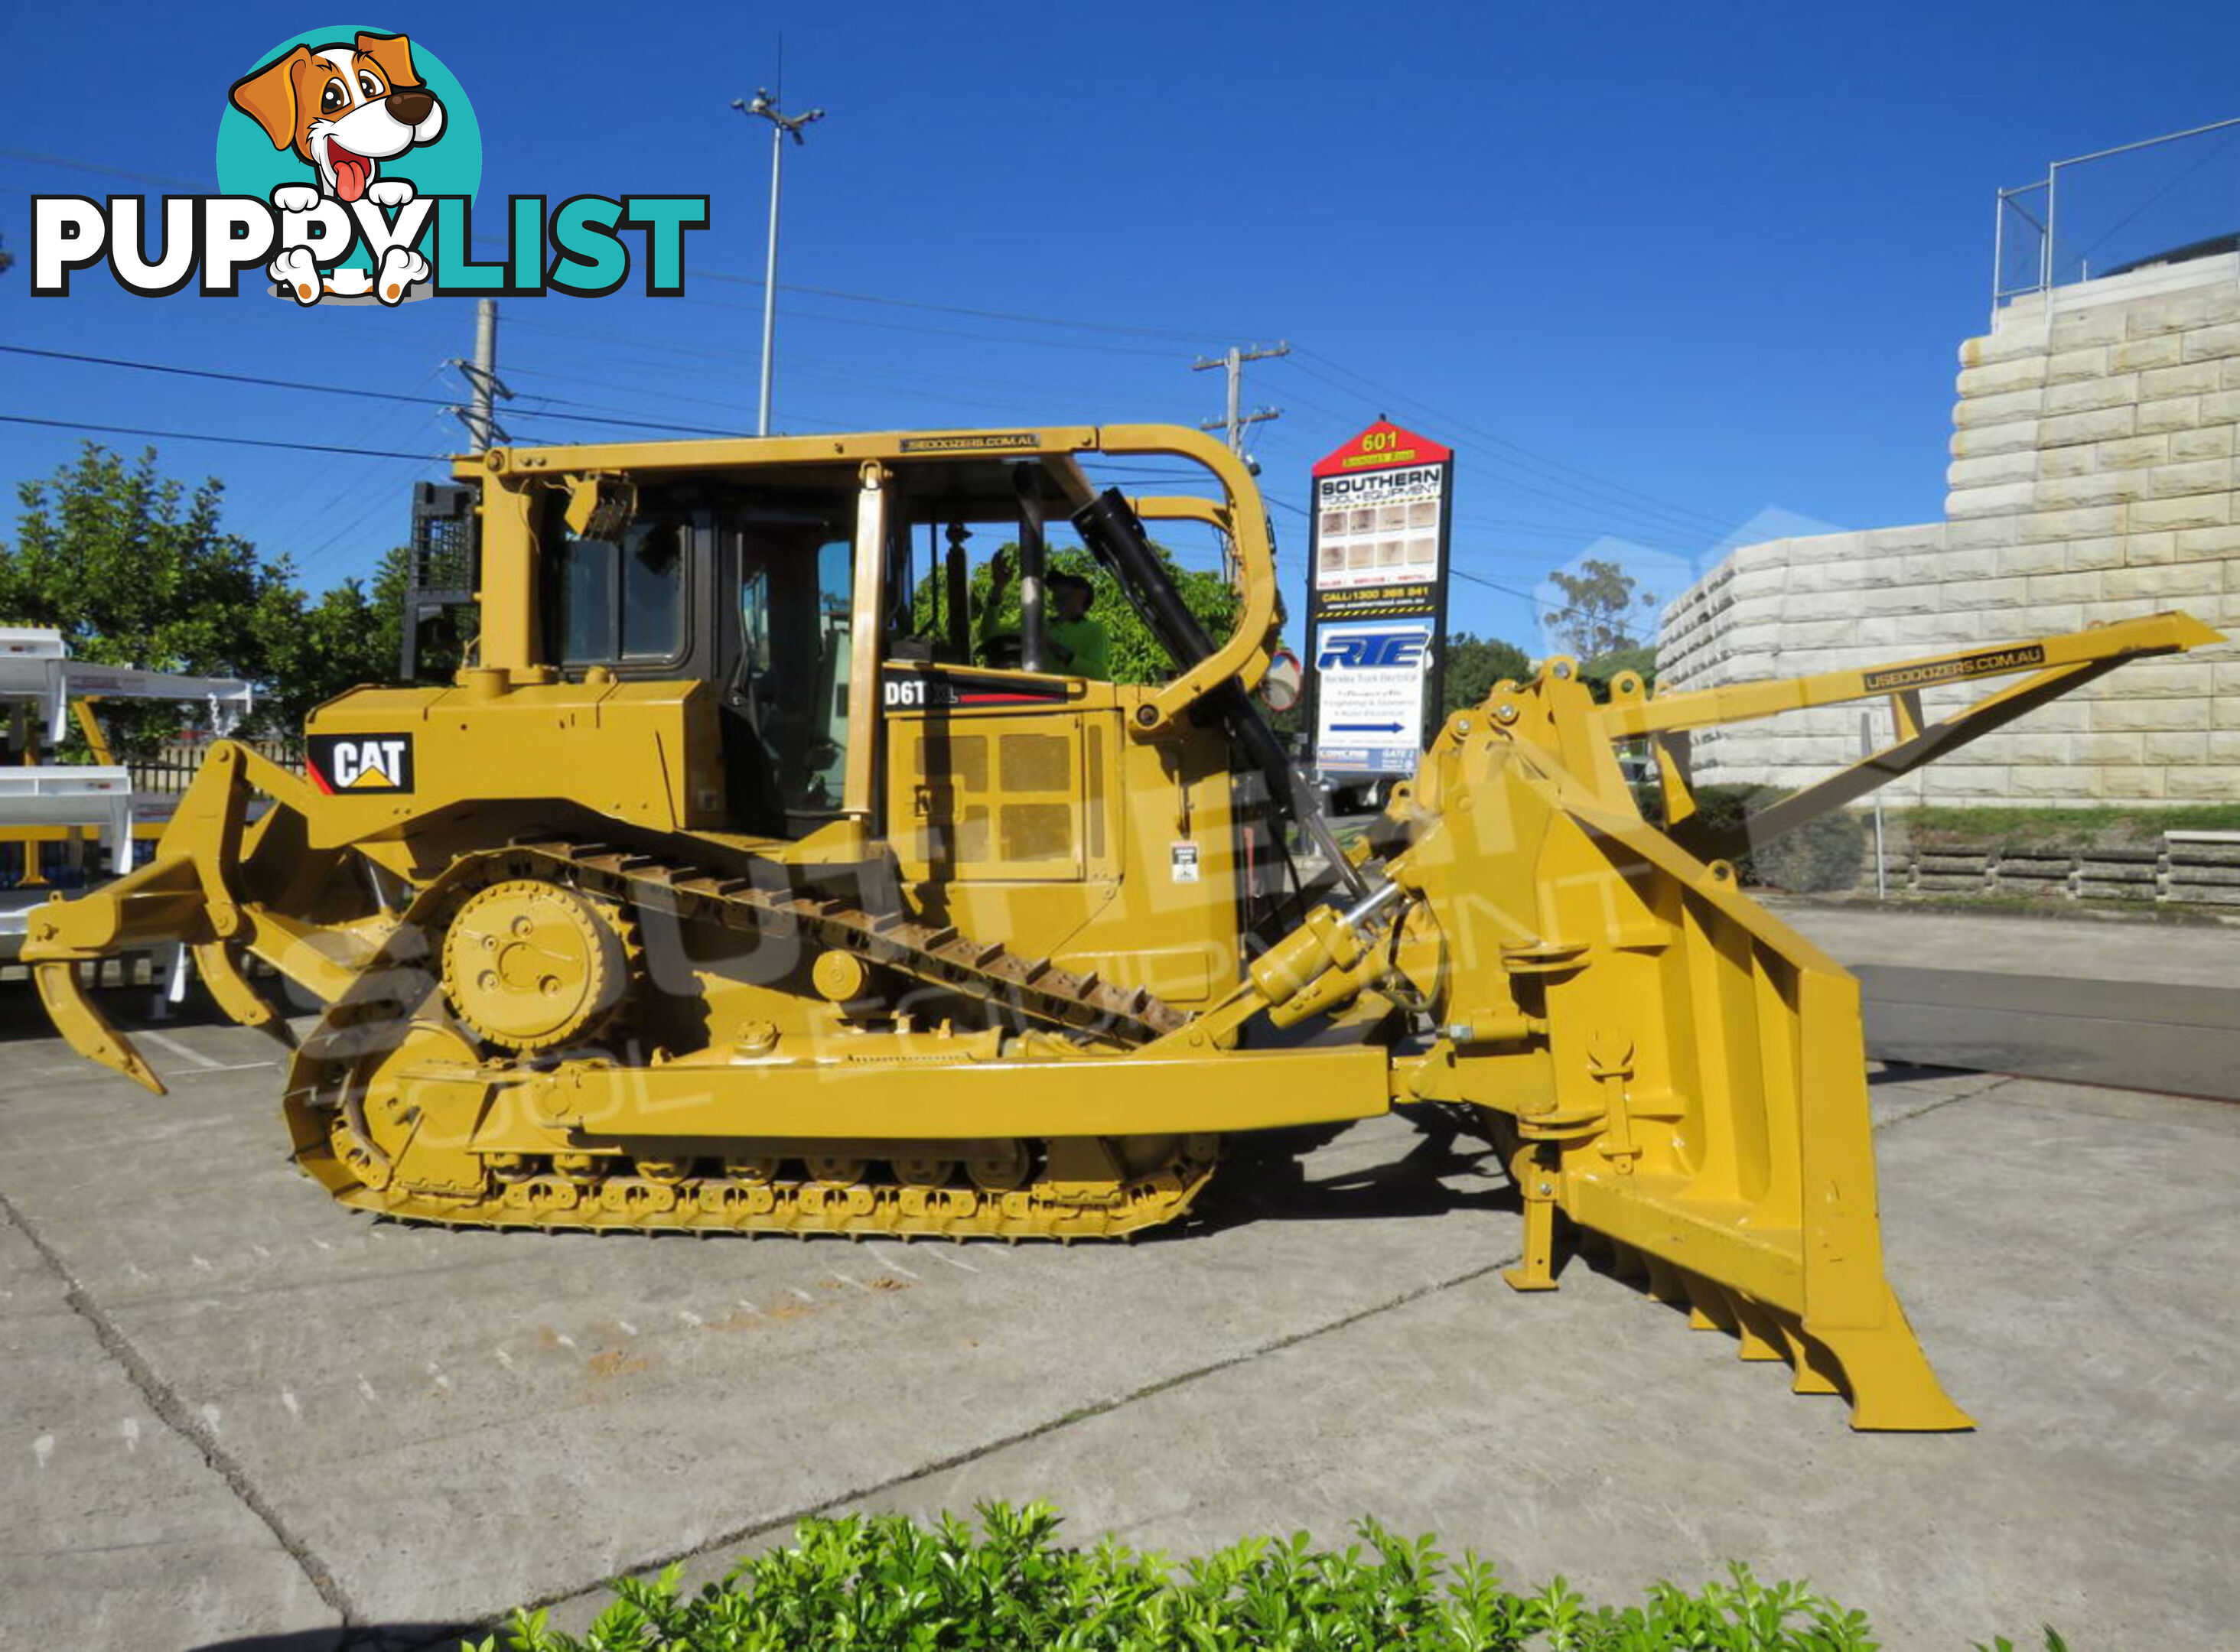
1544 556 1655 659
1579 640 1658 701
253 545 421 733
0 444 301 757
1441 632 1533 715
911 541 1239 686
0 443 428 756
376 541 473 686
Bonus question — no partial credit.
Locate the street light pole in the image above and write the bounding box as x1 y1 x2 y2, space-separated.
756 116 783 437
730 87 826 437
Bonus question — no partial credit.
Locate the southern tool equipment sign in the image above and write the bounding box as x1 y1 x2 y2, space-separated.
1305 421 1454 779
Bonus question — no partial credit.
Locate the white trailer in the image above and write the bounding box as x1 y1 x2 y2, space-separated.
1 628 254 964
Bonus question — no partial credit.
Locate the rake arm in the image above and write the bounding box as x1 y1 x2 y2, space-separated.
22 741 328 1091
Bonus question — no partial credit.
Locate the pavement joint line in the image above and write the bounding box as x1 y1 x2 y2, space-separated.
0 1186 360 1631
405 1251 1525 1650
138 1029 223 1070
0 1064 2001 1651
400 1083 1996 1645
1880 1075 2023 1128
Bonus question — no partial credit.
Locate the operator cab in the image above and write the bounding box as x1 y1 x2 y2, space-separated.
529 454 1102 841
414 426 1332 995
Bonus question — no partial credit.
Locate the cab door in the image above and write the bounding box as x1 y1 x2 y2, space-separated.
881 666 1102 886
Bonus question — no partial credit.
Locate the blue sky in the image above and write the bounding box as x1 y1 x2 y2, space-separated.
6 1 2239 651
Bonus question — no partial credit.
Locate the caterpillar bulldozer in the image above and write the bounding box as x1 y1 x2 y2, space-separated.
20 424 2222 1429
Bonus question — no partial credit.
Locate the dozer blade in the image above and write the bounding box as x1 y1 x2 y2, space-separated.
34 962 165 1096
1389 727 1976 1429
1372 616 2229 1426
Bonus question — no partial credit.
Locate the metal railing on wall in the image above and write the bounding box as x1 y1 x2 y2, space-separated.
1993 116 2240 320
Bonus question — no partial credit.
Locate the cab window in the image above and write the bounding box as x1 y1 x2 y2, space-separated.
548 516 687 665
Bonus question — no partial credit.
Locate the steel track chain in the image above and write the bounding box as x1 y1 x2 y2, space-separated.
322 1149 1222 1242
285 838 1210 1242
511 839 1187 1046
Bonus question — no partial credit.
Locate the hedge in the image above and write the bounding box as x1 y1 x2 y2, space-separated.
467 1502 2069 1651
1633 782 1865 894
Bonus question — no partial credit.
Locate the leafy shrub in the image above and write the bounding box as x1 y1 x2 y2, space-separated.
1580 644 1659 701
1751 806 1866 894
467 1501 1924 1651
1631 782 1865 893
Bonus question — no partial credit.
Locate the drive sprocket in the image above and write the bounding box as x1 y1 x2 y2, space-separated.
440 879 634 1052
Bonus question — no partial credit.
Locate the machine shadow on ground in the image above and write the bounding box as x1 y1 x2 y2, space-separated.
1867 1059 1980 1087
1188 1117 1516 1236
192 1630 459 1652
0 967 247 1042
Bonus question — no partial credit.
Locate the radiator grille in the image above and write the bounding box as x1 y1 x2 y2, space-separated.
1000 733 1071 792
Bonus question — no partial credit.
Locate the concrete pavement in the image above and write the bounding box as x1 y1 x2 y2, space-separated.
1 959 2235 1648
1770 898 2240 1100
1768 896 2238 990
558 1066 2240 1651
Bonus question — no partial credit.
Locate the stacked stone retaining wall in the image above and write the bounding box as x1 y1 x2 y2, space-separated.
1851 830 2240 908
1660 255 2240 807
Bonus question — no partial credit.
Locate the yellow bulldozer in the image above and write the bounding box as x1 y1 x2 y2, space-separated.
20 424 2222 1430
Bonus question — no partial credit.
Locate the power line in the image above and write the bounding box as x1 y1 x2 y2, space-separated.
1268 359 1724 549
1286 365 1717 546
0 145 1239 346
509 337 1178 428
257 384 451 551
1284 349 1734 538
8 350 1683 587
688 268 1240 344
296 473 419 569
0 174 1717 562
1267 495 1649 641
2 345 749 440
1449 567 1651 645
505 364 770 419
1252 424 1687 549
516 337 1193 429
0 146 203 190
13 301 1179 444
1291 347 1724 525
1 343 448 408
0 148 515 250
524 298 1184 360
0 412 444 461
1452 519 1682 547
4 148 1736 545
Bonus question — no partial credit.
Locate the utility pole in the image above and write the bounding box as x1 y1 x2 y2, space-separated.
449 299 512 453
409 302 511 681
1191 341 1288 579
1192 341 1289 453
731 86 827 436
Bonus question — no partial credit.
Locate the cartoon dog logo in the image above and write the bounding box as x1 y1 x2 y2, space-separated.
229 31 443 304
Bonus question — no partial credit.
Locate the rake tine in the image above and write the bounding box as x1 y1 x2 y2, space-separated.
1779 1320 1846 1397
1643 1255 1689 1309
1727 1294 1789 1363
1686 1277 1739 1334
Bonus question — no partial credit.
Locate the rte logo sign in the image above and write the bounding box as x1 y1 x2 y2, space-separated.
1317 628 1431 671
